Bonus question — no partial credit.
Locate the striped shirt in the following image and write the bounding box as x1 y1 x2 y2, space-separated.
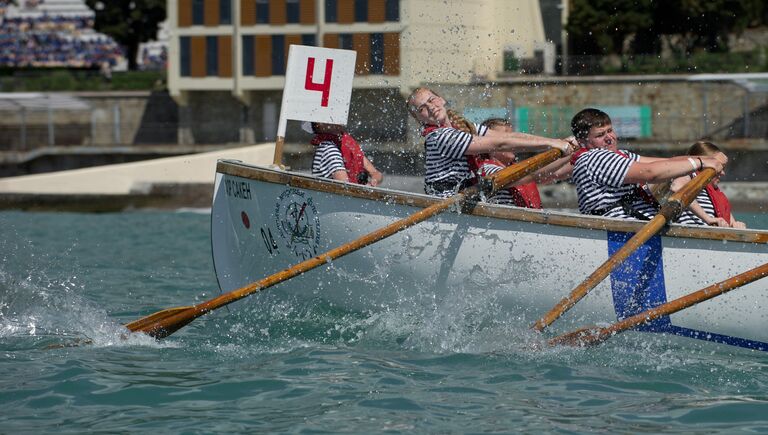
675 176 717 225
423 124 488 197
571 148 658 220
478 161 518 205
312 141 346 179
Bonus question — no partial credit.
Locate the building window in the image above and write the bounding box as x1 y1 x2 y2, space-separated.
325 0 336 23
338 33 353 50
242 35 254 75
385 0 398 21
192 0 204 25
370 33 383 74
286 0 300 23
301 34 316 46
324 32 399 75
206 36 218 75
354 0 367 22
256 0 269 24
180 36 191 76
220 0 232 24
271 35 285 75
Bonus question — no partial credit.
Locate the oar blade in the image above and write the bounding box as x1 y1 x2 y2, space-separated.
124 306 193 332
548 326 608 347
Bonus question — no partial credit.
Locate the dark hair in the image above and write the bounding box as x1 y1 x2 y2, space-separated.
311 122 344 134
571 108 612 141
481 118 512 129
687 141 720 156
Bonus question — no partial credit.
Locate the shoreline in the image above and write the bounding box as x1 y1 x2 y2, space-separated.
0 142 765 213
0 176 765 214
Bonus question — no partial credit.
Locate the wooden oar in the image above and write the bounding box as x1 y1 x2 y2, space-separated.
549 262 768 347
125 148 566 339
531 168 717 332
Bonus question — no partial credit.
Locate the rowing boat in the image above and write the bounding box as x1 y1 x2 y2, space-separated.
211 160 768 351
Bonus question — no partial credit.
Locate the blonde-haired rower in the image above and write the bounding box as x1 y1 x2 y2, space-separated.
407 87 575 198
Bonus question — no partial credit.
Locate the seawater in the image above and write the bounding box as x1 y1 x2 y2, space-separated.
2 210 768 433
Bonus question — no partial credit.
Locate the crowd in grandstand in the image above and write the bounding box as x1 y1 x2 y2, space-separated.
0 0 126 69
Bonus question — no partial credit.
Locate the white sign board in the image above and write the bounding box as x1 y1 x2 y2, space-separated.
277 45 357 136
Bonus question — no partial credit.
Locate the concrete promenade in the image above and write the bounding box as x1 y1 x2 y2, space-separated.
0 143 276 211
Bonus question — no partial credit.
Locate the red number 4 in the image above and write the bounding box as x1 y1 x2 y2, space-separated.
304 57 333 107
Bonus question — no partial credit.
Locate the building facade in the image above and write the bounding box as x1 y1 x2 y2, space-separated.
167 0 549 144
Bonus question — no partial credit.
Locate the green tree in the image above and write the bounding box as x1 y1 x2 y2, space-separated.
568 0 767 56
655 0 759 54
566 0 654 55
85 0 166 70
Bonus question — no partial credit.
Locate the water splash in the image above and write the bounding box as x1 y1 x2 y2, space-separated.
0 223 168 350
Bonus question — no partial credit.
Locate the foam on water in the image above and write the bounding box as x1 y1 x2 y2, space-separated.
0 256 177 350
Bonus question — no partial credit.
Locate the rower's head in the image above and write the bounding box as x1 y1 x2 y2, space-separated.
571 108 617 152
688 141 725 183
311 122 345 135
687 141 720 156
481 118 517 163
407 87 448 126
481 118 513 131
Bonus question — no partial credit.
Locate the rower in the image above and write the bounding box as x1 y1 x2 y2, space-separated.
673 141 747 228
569 108 727 220
307 121 384 187
406 87 574 198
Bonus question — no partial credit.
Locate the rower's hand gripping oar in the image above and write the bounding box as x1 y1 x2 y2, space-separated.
549 262 768 347
125 148 567 339
531 167 718 332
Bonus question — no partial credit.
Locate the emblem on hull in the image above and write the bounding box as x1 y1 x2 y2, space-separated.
275 188 320 260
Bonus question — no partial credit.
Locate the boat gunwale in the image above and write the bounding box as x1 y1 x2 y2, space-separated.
216 160 768 245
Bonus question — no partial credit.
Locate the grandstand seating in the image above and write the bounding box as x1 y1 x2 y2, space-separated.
0 0 126 69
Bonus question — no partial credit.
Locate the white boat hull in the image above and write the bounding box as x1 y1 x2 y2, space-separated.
211 161 768 350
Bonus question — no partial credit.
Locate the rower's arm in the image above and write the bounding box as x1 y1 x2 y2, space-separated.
332 170 350 182
624 155 724 184
363 157 383 187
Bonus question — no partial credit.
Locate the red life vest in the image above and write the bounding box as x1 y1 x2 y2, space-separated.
513 181 543 209
312 132 367 184
705 183 732 219
569 146 590 166
476 157 542 209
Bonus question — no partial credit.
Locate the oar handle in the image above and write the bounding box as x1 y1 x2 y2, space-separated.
127 148 565 339
531 167 718 332
550 262 768 347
